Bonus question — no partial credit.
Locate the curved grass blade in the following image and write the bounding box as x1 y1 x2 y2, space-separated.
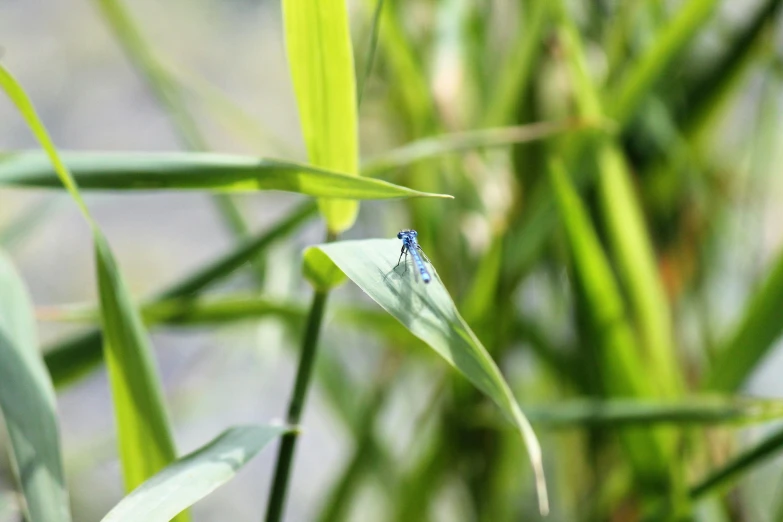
284 0 359 233
0 64 181 507
310 238 549 515
102 425 287 522
43 201 317 388
0 152 452 200
0 251 71 522
705 249 783 392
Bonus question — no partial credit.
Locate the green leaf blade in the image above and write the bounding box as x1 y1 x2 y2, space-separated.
102 425 287 522
0 251 71 522
313 239 549 515
0 152 451 200
95 234 178 491
284 0 360 233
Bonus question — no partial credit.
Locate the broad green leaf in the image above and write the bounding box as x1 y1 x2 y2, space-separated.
313 239 549 515
0 251 71 522
101 425 286 522
0 64 181 510
43 202 318 388
549 160 673 481
303 247 348 291
705 249 783 392
284 0 359 233
0 152 452 200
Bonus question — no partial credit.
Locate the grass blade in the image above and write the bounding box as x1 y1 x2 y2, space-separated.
361 119 592 177
611 0 719 125
0 152 452 200
483 0 551 126
311 238 549 515
0 64 182 509
43 201 317 388
549 160 673 481
689 425 783 500
557 4 683 398
705 249 783 392
284 0 359 233
102 426 287 522
524 397 783 428
0 251 71 522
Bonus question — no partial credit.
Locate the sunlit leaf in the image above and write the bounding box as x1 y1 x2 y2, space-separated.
313 238 549 515
102 425 287 522
0 152 452 200
284 0 360 233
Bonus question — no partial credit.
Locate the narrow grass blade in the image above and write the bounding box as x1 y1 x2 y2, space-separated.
102 425 287 522
0 152 452 200
549 160 672 479
0 64 181 506
95 234 179 491
0 251 71 522
689 424 783 500
705 250 783 392
557 6 683 398
43 201 317 388
611 0 719 125
284 0 359 233
93 0 267 285
311 239 549 515
361 119 592 177
523 397 783 428
483 0 551 126
678 0 783 138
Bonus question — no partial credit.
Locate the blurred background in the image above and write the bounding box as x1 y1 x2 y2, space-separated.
1 0 783 520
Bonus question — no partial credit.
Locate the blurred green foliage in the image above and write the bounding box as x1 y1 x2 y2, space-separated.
1 0 783 521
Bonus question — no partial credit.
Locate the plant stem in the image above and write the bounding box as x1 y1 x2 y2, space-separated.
265 248 334 521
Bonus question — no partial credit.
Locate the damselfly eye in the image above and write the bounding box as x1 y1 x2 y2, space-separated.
411 230 418 238
397 231 403 239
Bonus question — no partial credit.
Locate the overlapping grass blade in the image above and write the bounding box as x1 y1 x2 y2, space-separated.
0 251 71 522
483 0 551 126
611 0 719 125
43 201 317 387
0 152 452 199
102 426 287 522
0 64 182 509
556 3 683 398
284 0 359 233
705 249 783 392
676 0 783 137
549 160 672 481
309 238 549 515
